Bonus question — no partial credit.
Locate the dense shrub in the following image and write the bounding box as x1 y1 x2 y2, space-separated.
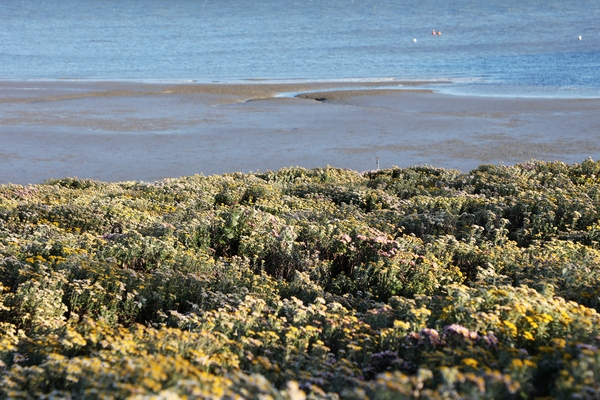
1 159 600 398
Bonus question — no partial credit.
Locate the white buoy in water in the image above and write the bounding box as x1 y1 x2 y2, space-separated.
578 35 582 40
413 38 417 42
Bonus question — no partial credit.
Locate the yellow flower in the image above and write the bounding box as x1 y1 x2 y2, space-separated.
525 316 538 329
523 331 534 341
462 358 478 368
348 343 363 352
411 307 431 318
559 310 573 325
393 320 410 330
503 320 518 336
538 313 554 323
511 359 523 368
515 304 527 314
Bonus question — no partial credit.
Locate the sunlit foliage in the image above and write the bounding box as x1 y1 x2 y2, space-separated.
1 159 600 398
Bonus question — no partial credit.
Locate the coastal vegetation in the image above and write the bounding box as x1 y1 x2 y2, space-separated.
1 159 600 398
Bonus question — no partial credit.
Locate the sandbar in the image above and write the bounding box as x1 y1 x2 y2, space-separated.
1 80 599 184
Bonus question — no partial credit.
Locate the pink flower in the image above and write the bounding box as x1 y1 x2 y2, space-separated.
444 324 470 337
420 328 444 347
340 234 352 244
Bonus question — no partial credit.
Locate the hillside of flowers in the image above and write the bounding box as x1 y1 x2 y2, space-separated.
1 159 600 398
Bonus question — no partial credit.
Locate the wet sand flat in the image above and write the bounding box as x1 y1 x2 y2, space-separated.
1 80 599 184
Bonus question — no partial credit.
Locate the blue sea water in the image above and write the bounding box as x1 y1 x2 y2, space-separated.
1 0 600 97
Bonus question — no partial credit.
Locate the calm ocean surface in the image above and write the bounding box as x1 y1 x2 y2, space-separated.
1 0 600 98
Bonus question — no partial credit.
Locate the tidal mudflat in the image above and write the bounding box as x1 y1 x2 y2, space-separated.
1 80 599 184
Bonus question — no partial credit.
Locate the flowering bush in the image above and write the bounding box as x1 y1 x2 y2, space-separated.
1 160 600 398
